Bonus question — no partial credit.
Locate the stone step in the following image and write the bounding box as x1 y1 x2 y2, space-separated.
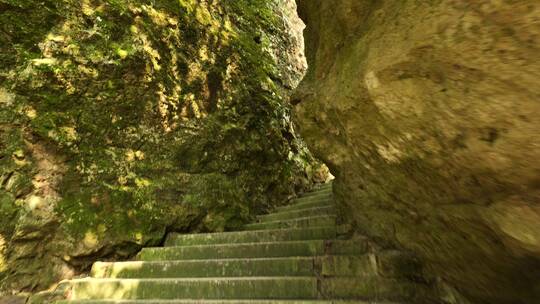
290 193 333 205
257 206 335 222
91 257 316 278
319 277 424 301
319 253 422 278
299 187 332 197
164 226 336 247
66 277 318 300
64 276 422 301
314 182 333 189
137 240 367 261
279 197 333 211
91 251 412 278
91 252 416 279
243 215 336 231
58 300 401 304
275 199 334 213
138 241 324 261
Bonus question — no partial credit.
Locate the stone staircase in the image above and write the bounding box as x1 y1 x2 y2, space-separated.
56 183 435 304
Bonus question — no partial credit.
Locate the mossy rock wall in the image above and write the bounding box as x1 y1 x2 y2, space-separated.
0 0 324 293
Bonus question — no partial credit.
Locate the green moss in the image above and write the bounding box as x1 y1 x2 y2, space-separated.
0 192 18 236
183 173 250 232
0 0 61 75
0 0 318 293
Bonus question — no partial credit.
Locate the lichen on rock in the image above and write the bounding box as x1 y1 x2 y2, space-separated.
0 0 323 294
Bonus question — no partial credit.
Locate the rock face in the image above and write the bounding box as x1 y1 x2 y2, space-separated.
294 1 540 303
0 0 323 294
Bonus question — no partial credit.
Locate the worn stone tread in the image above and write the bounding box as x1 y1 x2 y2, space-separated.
297 187 332 197
276 196 334 211
165 226 336 247
91 257 316 278
137 240 327 261
257 206 335 222
138 240 367 261
275 200 334 213
320 277 430 301
288 195 333 205
67 277 318 300
57 300 399 304
243 215 336 231
66 276 421 301
91 254 407 279
58 301 398 304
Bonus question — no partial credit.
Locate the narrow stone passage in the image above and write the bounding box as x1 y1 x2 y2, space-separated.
55 183 436 303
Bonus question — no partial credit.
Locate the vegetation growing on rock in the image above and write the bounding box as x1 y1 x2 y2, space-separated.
0 0 323 293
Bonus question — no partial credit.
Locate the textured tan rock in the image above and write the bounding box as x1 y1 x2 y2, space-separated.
294 0 540 303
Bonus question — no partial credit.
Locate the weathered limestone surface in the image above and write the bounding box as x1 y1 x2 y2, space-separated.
294 1 540 303
0 0 323 294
